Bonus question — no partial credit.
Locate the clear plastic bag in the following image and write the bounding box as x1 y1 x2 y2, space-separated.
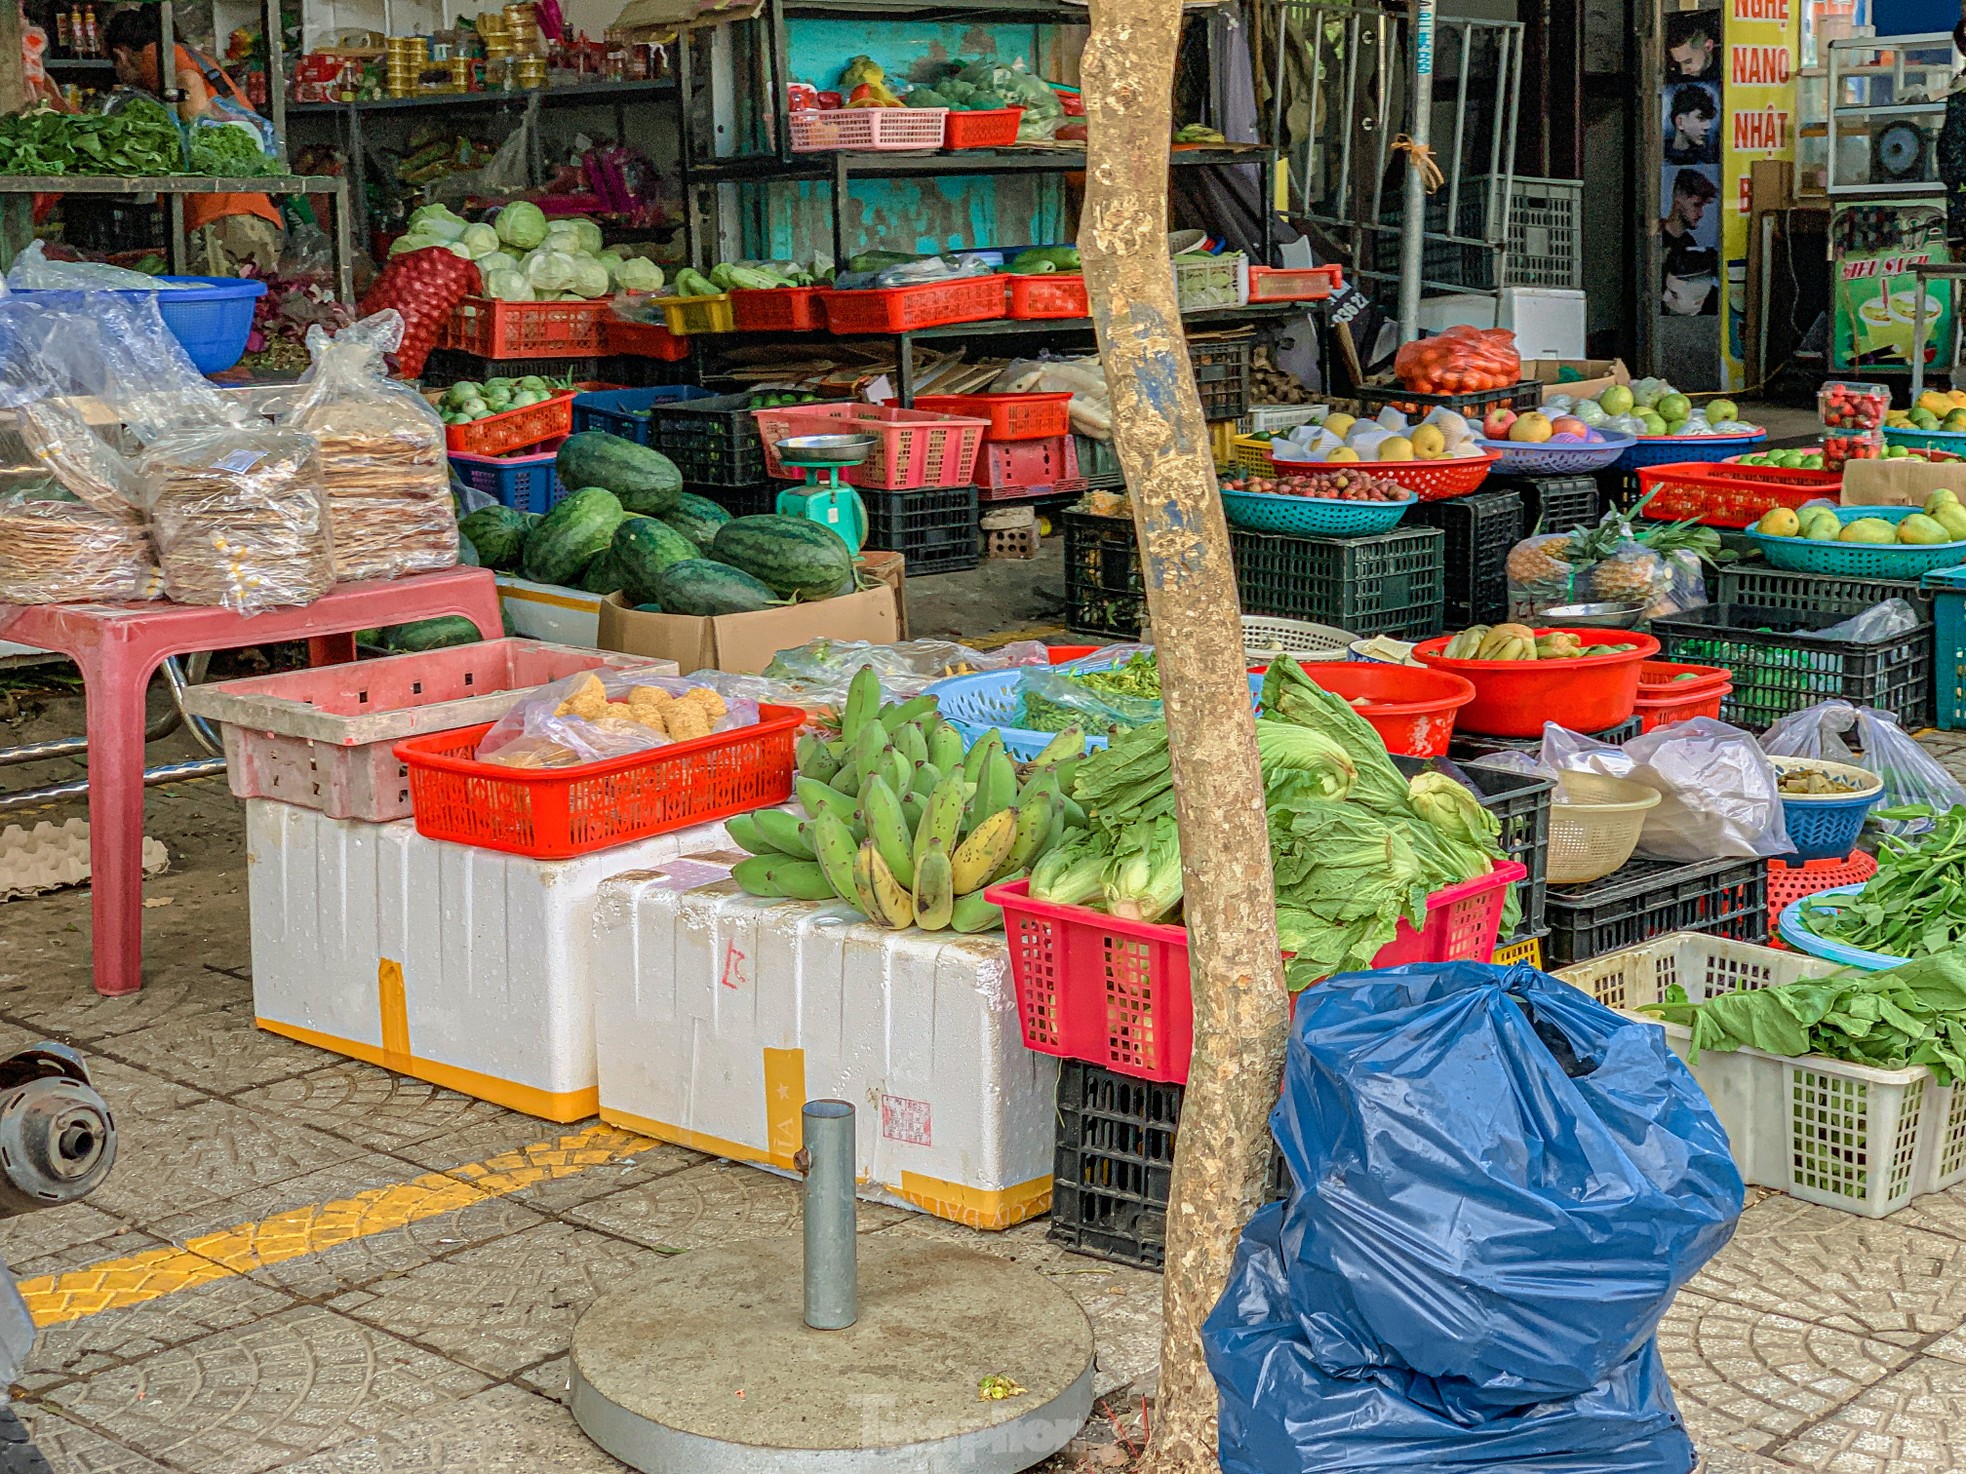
475 670 758 768
1506 507 1709 620
1013 645 1162 734
4 241 192 293
1762 700 1966 836
743 637 1051 718
0 484 160 604
284 312 458 583
1795 598 1921 644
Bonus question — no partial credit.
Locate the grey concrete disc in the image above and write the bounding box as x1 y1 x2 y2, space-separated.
570 1234 1096 1474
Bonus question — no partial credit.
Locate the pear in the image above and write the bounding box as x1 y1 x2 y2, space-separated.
1897 512 1952 545
1801 509 1844 541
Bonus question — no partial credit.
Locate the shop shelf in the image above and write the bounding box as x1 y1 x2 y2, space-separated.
1231 524 1445 640
859 486 978 574
1403 487 1522 626
1542 854 1768 967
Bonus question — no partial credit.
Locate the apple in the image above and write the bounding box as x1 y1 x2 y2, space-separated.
1708 399 1738 423
1549 415 1590 438
1483 407 1517 438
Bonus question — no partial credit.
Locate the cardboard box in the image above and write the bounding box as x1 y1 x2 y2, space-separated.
857 549 909 640
1524 358 1631 404
1750 160 1794 216
1839 457 1966 507
598 578 901 673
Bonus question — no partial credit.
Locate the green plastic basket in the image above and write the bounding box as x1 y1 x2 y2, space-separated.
1883 426 1966 454
1742 505 1966 579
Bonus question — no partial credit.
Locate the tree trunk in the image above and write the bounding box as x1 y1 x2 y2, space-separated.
1078 5 1292 1472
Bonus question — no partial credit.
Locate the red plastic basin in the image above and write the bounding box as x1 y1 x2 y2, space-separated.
1289 661 1476 757
1411 629 1660 738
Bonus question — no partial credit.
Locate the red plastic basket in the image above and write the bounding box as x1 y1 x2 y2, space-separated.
941 107 1024 148
442 390 577 456
1246 264 1344 302
1412 628 1660 737
441 298 613 358
1288 660 1477 757
908 391 1072 441
731 286 825 333
1635 462 1842 528
602 317 690 360
818 276 1007 334
754 402 989 491
1349 448 1501 501
1766 850 1878 949
790 106 946 151
393 704 803 859
1632 660 1733 731
990 860 1525 1085
1005 274 1088 320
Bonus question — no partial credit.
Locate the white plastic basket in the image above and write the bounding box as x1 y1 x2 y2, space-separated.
1240 404 1330 435
1557 932 1966 1219
1242 616 1357 665
789 107 946 152
1173 253 1248 312
1545 772 1659 885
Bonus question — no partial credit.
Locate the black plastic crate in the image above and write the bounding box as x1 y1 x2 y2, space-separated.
1051 1060 1290 1271
421 349 603 388
1650 602 1934 731
1231 525 1445 639
1403 488 1523 627
600 353 700 388
1395 755 1553 943
1496 473 1599 534
1188 337 1254 421
1715 563 1936 618
1356 380 1542 419
647 391 804 489
1074 435 1124 490
861 486 979 575
1450 715 1641 761
1544 854 1769 968
704 482 783 518
1065 510 1147 640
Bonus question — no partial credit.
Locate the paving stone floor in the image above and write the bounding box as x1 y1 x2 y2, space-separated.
2 629 1966 1471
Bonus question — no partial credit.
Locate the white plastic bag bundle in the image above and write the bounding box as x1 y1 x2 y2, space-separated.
475 669 759 768
1762 700 1966 836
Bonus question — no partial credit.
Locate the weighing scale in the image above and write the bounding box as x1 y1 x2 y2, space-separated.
773 433 872 553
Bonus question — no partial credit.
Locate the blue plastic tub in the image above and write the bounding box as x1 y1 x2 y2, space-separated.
10 276 268 375
1778 884 1907 970
1614 430 1766 472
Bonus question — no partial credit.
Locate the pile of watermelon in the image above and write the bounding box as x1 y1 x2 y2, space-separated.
457 430 859 614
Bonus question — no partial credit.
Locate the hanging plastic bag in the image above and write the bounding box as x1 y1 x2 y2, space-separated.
1012 646 1161 734
1204 961 1742 1474
475 669 759 768
283 312 458 583
179 46 280 177
1762 700 1966 836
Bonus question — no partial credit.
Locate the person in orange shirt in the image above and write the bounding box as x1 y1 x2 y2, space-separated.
104 6 284 275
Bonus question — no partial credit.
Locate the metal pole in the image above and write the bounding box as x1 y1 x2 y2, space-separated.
800 1100 856 1331
1396 0 1437 340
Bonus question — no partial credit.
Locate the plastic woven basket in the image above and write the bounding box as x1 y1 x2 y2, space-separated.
1005 274 1089 320
1769 757 1882 862
1743 504 1966 579
442 390 576 456
1242 617 1357 662
790 106 946 151
1614 431 1767 471
1780 884 1909 970
1219 487 1416 536
927 661 1263 761
1478 432 1634 475
753 402 989 491
1768 851 1878 945
1546 772 1660 884
1635 462 1842 529
1254 446 1499 499
818 277 1007 334
909 392 1072 441
1884 425 1966 453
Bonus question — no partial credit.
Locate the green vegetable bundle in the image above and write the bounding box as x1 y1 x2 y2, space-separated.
1798 803 1966 960
1018 650 1163 736
0 99 182 177
187 121 270 178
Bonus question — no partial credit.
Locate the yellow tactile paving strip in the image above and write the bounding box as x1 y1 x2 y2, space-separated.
19 1124 653 1327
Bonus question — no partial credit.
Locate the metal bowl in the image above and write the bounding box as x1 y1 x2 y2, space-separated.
1536 601 1649 630
775 433 878 465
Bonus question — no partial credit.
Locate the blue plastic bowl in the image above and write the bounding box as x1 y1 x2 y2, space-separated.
1477 431 1634 475
1778 884 1908 970
11 276 269 374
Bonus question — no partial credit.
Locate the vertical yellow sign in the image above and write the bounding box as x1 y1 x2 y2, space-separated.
1721 0 1800 389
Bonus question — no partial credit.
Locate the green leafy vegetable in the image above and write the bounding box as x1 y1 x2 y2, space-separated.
0 99 182 178
187 122 270 178
1797 803 1966 960
1019 651 1164 735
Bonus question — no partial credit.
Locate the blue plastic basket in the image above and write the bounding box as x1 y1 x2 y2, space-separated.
449 444 565 515
1884 426 1966 453
10 276 268 375
1743 504 1966 579
1614 430 1766 472
1478 431 1634 475
1779 884 1908 969
569 385 717 443
1770 758 1881 862
927 659 1262 760
1219 487 1415 536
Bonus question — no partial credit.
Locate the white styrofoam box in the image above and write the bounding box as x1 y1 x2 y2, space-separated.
1559 933 1966 1218
495 573 604 648
245 799 730 1121
1416 288 1588 361
591 863 1058 1230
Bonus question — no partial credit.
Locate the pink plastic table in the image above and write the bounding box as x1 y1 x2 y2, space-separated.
0 568 504 997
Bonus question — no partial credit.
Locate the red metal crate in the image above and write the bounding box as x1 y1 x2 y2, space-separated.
754 402 989 491
908 391 1072 441
731 286 825 332
818 276 1007 334
989 861 1524 1084
1246 264 1344 302
442 390 577 456
941 107 1023 148
1635 462 1842 528
1006 274 1089 320
394 704 804 859
602 317 690 360
441 297 613 358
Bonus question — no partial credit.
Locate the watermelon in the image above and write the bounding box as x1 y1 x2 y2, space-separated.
710 515 855 601
522 486 628 586
458 505 531 570
380 616 482 651
661 492 734 553
581 548 628 594
613 516 699 605
555 431 684 516
655 558 779 616
457 533 481 567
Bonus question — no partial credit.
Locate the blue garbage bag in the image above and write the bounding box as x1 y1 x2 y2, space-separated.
1203 962 1743 1474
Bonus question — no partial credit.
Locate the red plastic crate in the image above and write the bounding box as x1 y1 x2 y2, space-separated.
908 391 1072 441
754 402 989 491
441 297 614 358
442 390 577 456
1246 264 1344 302
989 860 1525 1084
731 286 825 332
602 317 690 360
393 704 803 860
978 434 1077 490
941 107 1023 148
818 276 1007 334
1632 660 1733 731
1635 462 1842 528
1006 274 1088 320
791 106 946 151
1766 850 1877 948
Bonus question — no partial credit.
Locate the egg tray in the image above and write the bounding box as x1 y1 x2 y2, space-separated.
0 818 168 901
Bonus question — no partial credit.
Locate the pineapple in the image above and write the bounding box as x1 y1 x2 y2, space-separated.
1506 534 1575 587
1590 547 1668 604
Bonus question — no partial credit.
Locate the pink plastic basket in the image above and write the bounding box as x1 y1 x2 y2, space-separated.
790 107 946 152
753 402 990 491
179 640 667 822
988 860 1525 1085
